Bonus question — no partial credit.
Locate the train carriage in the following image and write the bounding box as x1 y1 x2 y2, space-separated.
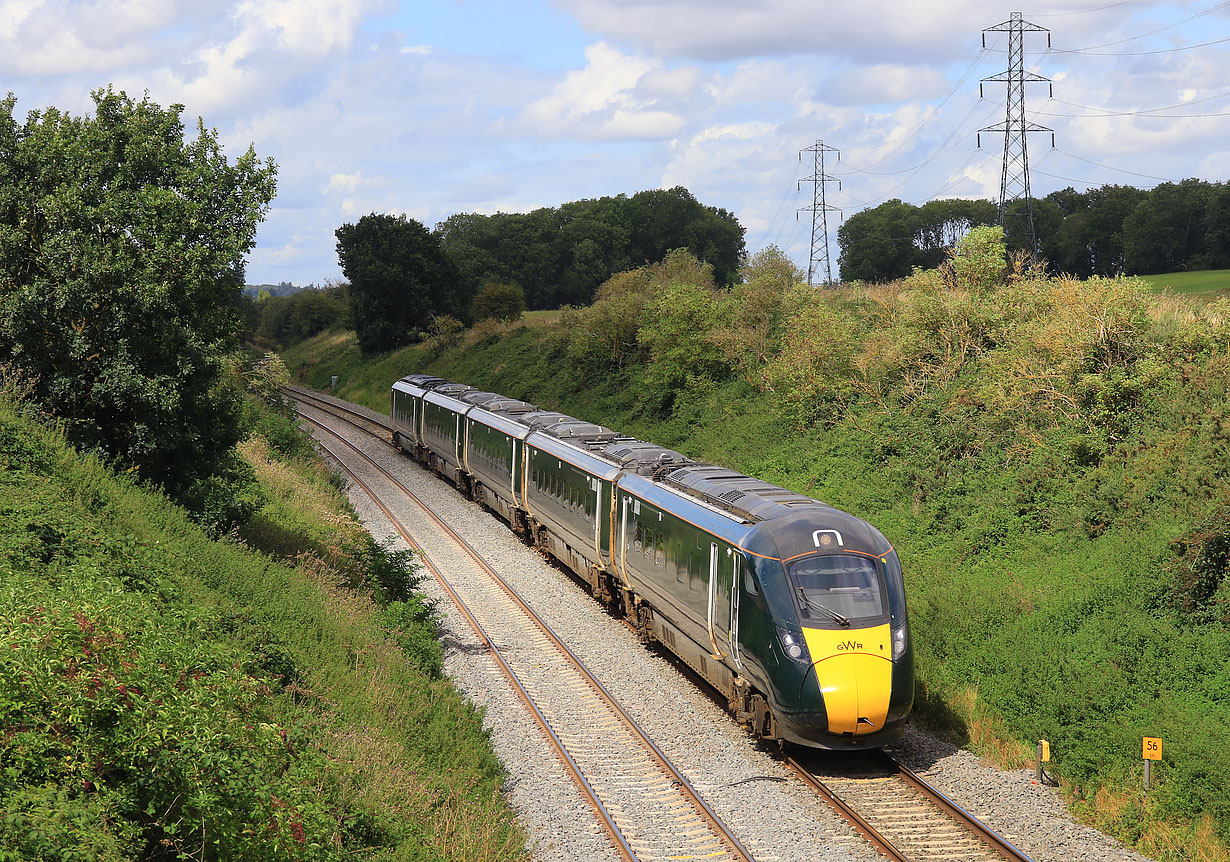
521 420 623 597
420 383 475 484
613 470 754 704
390 374 447 456
459 393 536 526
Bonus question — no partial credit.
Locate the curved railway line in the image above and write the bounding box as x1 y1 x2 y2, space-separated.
294 397 755 862
285 383 1036 862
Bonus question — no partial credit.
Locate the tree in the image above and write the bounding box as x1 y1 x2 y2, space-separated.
1123 179 1213 274
433 187 746 309
335 213 469 354
838 199 921 282
470 282 525 322
0 88 276 495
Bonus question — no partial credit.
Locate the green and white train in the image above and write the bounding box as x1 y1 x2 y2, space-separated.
391 374 914 749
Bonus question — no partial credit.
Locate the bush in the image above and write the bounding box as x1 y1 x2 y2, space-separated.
470 282 526 323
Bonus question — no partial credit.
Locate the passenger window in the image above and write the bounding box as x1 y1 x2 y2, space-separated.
654 534 665 567
633 523 642 554
644 529 654 559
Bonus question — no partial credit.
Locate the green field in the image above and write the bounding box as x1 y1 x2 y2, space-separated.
1139 268 1230 295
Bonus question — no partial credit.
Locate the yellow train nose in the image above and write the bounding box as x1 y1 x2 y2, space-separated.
802 624 894 734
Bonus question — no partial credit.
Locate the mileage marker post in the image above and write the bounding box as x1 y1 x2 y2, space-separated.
1142 737 1162 790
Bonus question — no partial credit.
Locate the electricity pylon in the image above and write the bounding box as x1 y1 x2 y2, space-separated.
978 12 1054 255
798 141 841 286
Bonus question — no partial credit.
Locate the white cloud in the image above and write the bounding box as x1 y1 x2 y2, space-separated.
325 172 362 194
519 41 686 140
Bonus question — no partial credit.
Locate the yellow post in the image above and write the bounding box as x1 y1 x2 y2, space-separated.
1142 737 1162 790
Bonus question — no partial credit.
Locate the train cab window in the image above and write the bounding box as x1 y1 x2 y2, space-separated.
742 561 758 596
787 554 887 625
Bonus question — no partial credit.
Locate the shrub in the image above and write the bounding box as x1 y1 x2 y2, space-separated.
470 282 526 323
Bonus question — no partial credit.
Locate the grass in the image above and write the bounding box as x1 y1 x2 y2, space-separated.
0 390 528 861
1139 269 1230 296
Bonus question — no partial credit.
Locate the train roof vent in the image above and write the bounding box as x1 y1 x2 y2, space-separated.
544 420 621 443
433 383 475 399
398 374 449 390
461 391 506 407
662 464 821 522
522 411 575 430
486 398 537 414
603 440 694 476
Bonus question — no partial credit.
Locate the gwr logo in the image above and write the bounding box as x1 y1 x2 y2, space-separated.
837 640 863 651
812 529 844 548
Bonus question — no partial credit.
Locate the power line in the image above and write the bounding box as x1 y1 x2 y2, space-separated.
1051 148 1176 182
1041 88 1230 117
1034 168 1162 189
842 101 999 208
1048 0 1230 52
837 99 988 176
836 41 998 163
1031 35 1230 55
1030 0 1142 17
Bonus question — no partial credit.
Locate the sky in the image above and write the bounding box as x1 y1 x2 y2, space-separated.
2 0 1228 285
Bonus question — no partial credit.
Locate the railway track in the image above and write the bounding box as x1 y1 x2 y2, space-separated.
789 752 1034 862
293 397 757 862
284 384 1036 862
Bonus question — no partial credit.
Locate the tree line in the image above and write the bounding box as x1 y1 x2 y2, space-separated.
334 186 747 354
838 178 1230 282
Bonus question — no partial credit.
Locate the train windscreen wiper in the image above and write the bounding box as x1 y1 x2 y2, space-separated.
797 587 851 627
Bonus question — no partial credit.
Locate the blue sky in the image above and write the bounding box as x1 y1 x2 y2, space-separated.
2 0 1228 285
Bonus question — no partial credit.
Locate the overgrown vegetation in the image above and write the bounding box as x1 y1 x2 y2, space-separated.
0 378 526 860
286 228 1230 861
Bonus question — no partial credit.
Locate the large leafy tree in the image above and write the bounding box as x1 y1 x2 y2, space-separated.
336 213 469 354
0 88 276 495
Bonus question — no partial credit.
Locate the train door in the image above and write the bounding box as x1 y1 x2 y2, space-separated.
618 494 633 589
706 543 734 659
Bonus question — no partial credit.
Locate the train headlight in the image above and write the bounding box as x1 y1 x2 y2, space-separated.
891 624 907 660
776 625 812 665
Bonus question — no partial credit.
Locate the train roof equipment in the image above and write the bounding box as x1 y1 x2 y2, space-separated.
662 465 832 523
460 391 538 413
397 374 449 390
603 440 694 478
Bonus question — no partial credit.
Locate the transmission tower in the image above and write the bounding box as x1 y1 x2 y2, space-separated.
978 12 1054 254
797 141 841 286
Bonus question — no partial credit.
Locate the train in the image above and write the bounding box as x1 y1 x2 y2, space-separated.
390 374 913 749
